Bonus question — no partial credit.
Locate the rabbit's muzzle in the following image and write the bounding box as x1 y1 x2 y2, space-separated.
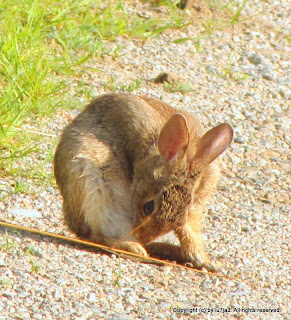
134 217 173 244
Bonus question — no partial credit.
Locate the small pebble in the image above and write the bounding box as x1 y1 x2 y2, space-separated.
247 53 263 65
234 137 244 144
10 209 42 218
89 293 96 303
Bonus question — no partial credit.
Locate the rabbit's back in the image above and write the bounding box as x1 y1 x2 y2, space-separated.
54 94 161 240
54 93 171 194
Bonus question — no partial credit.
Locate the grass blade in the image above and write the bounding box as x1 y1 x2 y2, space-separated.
230 0 248 25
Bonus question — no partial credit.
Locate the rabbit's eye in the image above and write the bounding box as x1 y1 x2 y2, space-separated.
143 200 155 216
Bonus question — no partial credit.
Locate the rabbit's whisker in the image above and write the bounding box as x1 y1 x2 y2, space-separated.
130 216 152 235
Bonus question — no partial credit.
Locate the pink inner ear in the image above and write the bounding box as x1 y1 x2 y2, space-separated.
158 113 189 162
190 123 233 170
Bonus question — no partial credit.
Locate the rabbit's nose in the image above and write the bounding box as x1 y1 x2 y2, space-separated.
134 229 143 241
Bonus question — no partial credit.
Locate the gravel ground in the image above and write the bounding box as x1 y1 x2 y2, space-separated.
0 1 290 319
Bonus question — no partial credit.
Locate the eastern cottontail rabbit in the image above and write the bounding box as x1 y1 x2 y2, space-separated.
54 94 233 271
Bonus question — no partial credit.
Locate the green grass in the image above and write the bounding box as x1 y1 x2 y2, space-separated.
0 232 19 252
172 0 249 51
103 77 143 92
0 0 248 194
29 257 42 273
165 81 195 94
0 0 188 188
0 277 13 288
0 232 43 274
230 0 248 25
0 0 186 133
113 256 122 286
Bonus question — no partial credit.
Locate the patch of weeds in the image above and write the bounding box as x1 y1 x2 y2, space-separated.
113 256 122 286
207 0 234 11
103 78 143 92
11 180 32 195
230 0 248 25
24 245 43 273
29 257 42 274
217 66 248 82
0 140 39 163
0 277 13 288
0 177 11 201
201 0 248 32
107 44 126 60
172 0 248 48
30 142 57 180
103 75 117 91
202 19 222 36
0 233 18 253
75 82 98 102
173 34 208 53
165 81 195 94
0 178 34 200
208 52 248 81
24 245 44 258
120 79 143 92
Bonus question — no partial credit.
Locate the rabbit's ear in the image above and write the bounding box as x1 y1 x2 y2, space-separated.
190 123 233 170
158 113 189 162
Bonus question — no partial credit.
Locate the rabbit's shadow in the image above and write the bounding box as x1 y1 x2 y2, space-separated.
145 242 186 264
0 224 186 265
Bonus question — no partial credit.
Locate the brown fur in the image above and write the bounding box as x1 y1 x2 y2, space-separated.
54 94 233 270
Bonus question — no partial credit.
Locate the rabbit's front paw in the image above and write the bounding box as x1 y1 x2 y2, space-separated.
182 249 220 272
118 241 148 257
